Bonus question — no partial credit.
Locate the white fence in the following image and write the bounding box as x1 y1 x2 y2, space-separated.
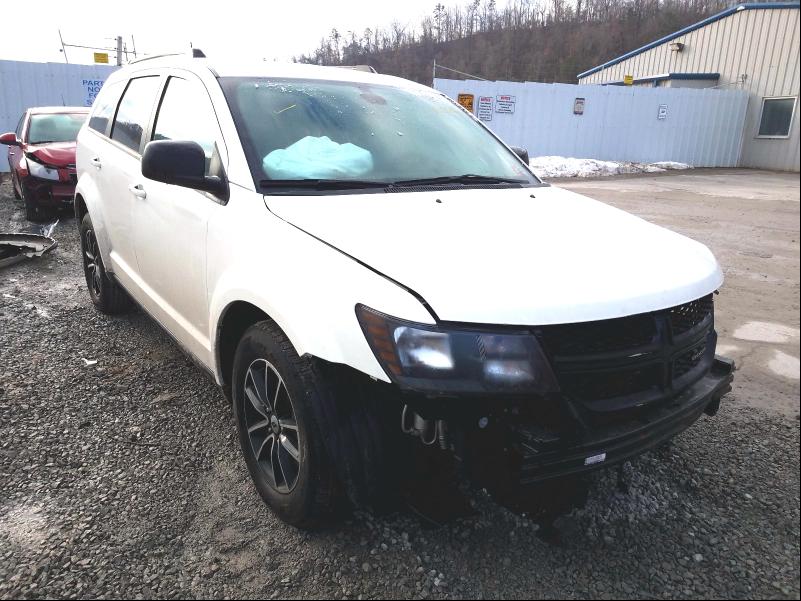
434 78 749 167
0 60 118 171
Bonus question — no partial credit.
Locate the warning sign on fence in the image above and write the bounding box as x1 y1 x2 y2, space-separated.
477 96 493 121
457 93 475 113
495 94 516 114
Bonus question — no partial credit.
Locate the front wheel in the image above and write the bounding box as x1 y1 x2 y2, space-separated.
232 321 338 528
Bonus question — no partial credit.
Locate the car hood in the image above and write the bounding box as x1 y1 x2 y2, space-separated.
26 142 76 167
265 186 723 325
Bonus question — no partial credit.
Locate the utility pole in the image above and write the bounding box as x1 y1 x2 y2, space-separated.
58 29 69 64
116 36 123 66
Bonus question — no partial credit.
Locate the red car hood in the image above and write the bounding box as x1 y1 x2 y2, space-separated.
26 142 76 167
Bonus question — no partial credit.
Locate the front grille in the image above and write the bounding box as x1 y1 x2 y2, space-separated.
538 295 715 408
673 340 707 379
669 295 714 335
560 364 662 401
537 312 656 355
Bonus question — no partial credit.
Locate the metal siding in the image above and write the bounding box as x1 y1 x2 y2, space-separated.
0 60 118 171
578 8 800 171
435 78 748 167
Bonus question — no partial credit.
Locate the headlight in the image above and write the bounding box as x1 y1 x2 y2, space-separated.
26 157 60 181
356 304 559 395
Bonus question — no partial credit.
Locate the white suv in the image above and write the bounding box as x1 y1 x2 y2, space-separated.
75 54 733 527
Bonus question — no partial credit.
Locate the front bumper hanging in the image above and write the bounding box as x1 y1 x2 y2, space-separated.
515 356 734 484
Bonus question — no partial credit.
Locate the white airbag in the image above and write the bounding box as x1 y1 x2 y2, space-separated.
262 135 373 180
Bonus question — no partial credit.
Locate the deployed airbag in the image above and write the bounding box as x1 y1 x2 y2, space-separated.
262 135 373 180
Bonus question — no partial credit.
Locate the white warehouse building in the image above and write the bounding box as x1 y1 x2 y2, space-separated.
577 2 800 172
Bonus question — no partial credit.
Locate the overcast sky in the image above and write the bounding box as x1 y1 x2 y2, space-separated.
0 0 446 65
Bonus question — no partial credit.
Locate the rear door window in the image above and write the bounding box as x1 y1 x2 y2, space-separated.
110 76 161 153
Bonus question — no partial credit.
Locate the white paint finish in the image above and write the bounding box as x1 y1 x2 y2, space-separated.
434 78 748 168
77 56 726 387
732 321 800 344
267 185 723 326
768 350 800 380
579 7 800 172
0 60 118 171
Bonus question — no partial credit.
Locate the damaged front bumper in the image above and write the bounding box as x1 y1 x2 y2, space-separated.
514 356 734 484
21 176 76 208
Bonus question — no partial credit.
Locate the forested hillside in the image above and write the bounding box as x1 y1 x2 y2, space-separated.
296 0 737 84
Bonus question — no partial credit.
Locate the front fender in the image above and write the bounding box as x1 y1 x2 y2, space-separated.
207 204 435 386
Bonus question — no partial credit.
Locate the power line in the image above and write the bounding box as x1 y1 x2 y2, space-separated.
433 62 490 81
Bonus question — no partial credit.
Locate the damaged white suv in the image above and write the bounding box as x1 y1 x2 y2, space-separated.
75 54 733 527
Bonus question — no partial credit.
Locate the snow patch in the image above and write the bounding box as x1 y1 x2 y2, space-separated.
529 156 692 179
732 321 800 344
768 350 800 380
0 505 49 551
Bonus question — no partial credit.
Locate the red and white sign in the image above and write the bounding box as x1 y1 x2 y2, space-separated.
477 96 493 121
495 94 516 114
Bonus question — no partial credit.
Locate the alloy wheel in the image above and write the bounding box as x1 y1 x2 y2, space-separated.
82 228 102 297
243 358 301 493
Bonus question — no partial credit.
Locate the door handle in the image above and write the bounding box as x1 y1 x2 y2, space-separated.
90 157 102 169
128 184 147 199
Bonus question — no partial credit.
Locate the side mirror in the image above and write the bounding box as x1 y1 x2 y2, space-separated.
511 146 529 164
141 140 226 197
0 132 20 146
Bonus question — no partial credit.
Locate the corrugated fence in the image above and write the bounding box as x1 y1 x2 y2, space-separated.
0 60 118 171
434 78 749 167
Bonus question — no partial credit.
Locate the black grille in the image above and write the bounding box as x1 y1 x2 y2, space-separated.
537 313 656 355
669 294 714 336
538 295 715 408
560 364 662 401
673 340 707 379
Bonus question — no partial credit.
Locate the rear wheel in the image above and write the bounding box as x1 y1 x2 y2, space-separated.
233 321 338 528
79 213 131 314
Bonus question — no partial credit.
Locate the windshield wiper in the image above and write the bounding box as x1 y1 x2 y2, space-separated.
392 174 528 186
259 178 389 191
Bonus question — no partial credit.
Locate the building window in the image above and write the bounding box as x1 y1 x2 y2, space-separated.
757 96 797 138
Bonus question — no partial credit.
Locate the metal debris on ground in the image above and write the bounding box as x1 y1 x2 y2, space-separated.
0 220 59 269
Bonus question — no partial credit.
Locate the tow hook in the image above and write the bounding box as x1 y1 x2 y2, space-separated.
401 405 449 449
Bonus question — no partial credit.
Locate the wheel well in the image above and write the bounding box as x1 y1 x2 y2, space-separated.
74 194 88 222
217 301 269 390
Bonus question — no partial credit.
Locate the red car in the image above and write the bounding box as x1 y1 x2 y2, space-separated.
1 107 89 221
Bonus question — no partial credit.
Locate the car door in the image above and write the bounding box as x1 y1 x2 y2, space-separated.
101 74 162 283
131 73 228 359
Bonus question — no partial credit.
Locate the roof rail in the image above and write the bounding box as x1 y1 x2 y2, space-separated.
128 52 184 65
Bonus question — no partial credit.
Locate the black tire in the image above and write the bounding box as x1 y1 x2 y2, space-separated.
232 321 338 528
11 172 22 200
79 213 132 314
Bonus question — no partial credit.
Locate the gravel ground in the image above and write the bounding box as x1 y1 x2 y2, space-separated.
1 172 799 600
